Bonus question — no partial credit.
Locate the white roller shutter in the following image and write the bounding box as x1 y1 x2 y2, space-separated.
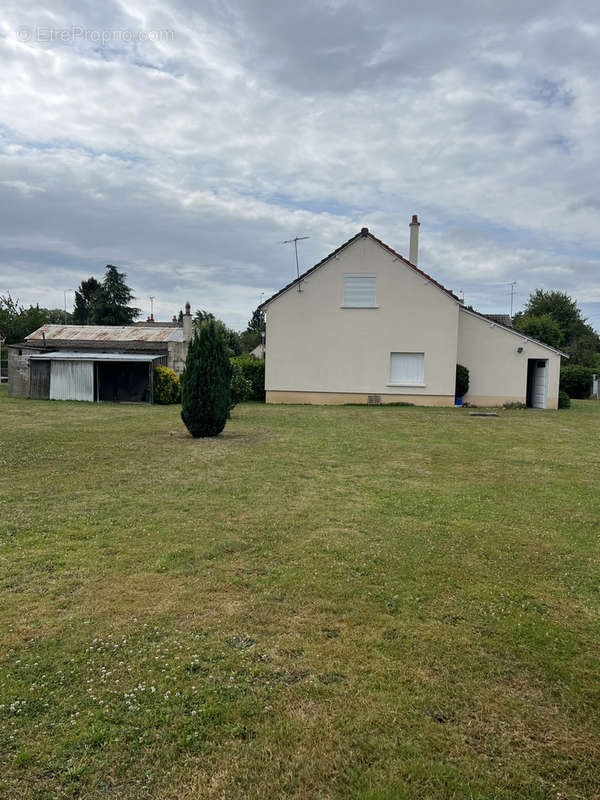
343 275 377 307
390 353 424 385
50 360 94 401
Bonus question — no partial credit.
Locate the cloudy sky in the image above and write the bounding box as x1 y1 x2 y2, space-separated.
1 0 599 331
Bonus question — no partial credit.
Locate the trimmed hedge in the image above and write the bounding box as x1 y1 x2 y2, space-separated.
560 365 593 399
153 365 181 404
230 354 265 401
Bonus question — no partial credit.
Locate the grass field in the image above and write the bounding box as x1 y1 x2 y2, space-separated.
1 386 599 799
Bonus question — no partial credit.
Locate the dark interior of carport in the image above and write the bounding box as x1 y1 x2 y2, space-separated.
96 361 151 402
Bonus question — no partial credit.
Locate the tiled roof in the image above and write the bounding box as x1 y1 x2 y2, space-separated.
482 314 512 327
258 228 460 310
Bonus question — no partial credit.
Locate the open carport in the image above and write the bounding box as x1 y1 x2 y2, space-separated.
29 352 166 403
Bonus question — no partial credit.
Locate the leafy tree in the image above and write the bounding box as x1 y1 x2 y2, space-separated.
514 289 600 365
512 313 563 349
181 320 232 437
193 309 242 355
73 277 101 324
240 307 265 353
47 308 73 324
0 294 60 343
520 290 583 336
194 310 215 325
89 266 140 325
560 365 594 399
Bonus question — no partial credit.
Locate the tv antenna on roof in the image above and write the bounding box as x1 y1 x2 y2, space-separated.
506 281 517 318
283 235 310 291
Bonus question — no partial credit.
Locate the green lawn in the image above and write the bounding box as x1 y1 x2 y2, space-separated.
1 387 599 799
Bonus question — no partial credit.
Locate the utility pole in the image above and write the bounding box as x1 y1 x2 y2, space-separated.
63 289 74 324
283 236 310 290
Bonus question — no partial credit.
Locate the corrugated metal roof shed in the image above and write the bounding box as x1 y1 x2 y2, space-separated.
26 325 184 343
30 352 165 362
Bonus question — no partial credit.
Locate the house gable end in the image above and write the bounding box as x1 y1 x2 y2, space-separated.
259 229 460 311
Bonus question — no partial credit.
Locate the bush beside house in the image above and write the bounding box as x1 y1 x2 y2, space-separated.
560 365 593 399
558 391 571 409
455 364 469 399
153 365 181 404
230 355 265 401
231 361 252 406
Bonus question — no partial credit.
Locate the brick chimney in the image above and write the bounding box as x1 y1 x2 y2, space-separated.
183 301 193 342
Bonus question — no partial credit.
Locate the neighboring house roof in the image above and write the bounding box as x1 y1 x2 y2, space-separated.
482 313 512 327
460 307 569 357
25 324 184 344
258 227 461 310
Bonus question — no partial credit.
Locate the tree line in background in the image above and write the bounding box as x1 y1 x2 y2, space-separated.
73 266 141 325
0 263 265 357
193 307 264 355
511 289 600 399
0 294 72 345
512 289 600 367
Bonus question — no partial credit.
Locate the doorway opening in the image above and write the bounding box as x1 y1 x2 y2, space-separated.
526 359 548 409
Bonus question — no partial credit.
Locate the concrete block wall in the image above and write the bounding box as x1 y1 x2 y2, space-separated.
167 341 188 375
8 346 44 397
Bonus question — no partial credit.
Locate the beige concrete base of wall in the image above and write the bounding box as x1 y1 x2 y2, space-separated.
266 391 455 406
465 395 559 409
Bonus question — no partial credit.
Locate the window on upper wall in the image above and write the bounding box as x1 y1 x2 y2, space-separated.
390 352 424 385
343 274 377 307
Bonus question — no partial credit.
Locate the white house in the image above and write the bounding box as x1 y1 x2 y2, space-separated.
259 219 566 408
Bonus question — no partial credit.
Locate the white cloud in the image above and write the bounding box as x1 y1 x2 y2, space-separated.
0 0 599 330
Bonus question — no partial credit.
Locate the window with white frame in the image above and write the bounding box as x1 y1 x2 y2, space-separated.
343 274 377 307
389 352 424 385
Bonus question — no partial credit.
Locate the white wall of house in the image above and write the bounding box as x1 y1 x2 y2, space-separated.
264 235 460 404
457 309 562 408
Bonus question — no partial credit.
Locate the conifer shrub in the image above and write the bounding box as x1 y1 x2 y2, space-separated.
455 364 469 398
230 354 265 401
181 320 232 437
153 365 181 404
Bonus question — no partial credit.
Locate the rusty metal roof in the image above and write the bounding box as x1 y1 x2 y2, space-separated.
26 325 184 343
